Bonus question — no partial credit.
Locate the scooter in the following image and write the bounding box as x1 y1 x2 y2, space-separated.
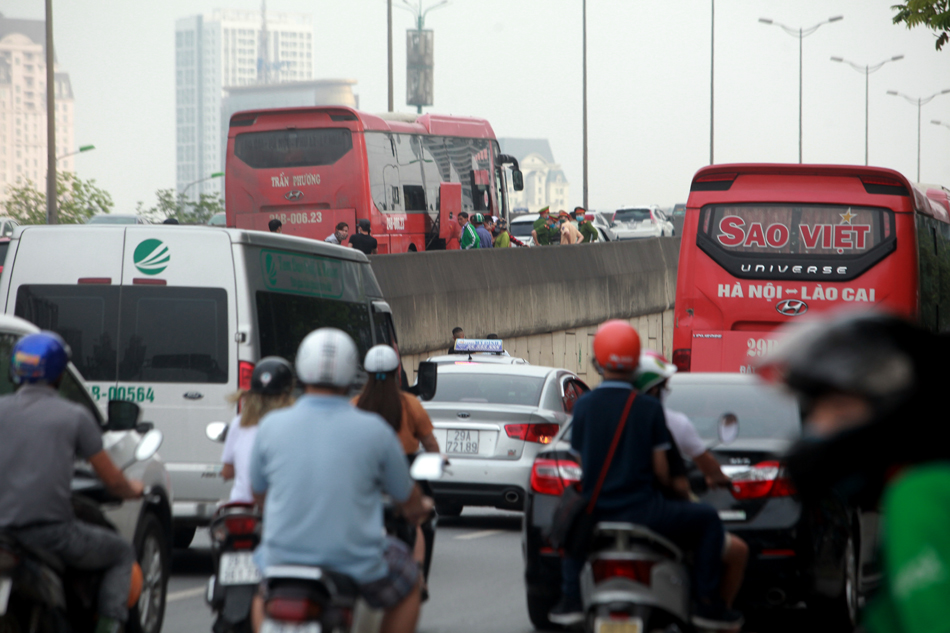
0 429 164 633
258 453 447 633
206 503 262 633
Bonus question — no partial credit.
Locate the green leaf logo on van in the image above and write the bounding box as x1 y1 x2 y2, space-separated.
133 239 170 276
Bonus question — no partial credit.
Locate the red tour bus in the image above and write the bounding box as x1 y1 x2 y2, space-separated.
672 163 950 373
225 106 523 253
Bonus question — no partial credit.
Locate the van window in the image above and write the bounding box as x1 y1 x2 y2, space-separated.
15 285 228 384
118 287 228 383
256 291 373 367
15 285 121 382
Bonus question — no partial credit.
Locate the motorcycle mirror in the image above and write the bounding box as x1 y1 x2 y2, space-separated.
410 453 446 481
205 421 228 443
134 429 164 463
718 413 740 445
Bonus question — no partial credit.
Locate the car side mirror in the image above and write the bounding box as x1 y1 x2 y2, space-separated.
107 400 142 432
407 361 438 401
511 170 524 192
718 413 739 445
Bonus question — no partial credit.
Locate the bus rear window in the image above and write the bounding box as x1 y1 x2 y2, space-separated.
697 204 896 281
234 128 353 169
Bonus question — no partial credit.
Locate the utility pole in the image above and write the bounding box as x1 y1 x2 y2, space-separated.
388 0 394 111
45 0 57 224
582 0 588 211
710 0 714 165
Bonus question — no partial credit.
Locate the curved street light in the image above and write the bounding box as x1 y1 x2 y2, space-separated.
933 119 950 133
759 15 844 163
56 144 96 162
887 89 950 181
830 56 903 165
182 171 224 199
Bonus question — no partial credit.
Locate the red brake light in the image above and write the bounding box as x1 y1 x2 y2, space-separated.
265 597 323 622
530 458 581 496
672 349 691 373
731 461 796 500
691 172 737 191
239 361 255 392
859 175 909 196
225 516 259 536
591 559 655 585
506 423 560 444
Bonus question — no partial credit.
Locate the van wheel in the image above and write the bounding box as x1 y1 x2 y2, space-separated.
173 525 196 549
131 513 169 633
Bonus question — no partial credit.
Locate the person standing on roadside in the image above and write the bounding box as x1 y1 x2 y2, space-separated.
560 212 583 245
459 212 480 250
474 214 493 249
445 213 463 250
325 222 349 245
577 210 599 243
349 219 379 255
532 207 552 246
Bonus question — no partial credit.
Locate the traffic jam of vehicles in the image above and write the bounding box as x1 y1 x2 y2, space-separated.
3 103 950 633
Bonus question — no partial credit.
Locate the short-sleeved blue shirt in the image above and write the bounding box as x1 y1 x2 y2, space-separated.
570 382 671 511
250 394 413 583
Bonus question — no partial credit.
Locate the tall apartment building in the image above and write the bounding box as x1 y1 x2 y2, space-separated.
0 15 75 202
175 9 313 200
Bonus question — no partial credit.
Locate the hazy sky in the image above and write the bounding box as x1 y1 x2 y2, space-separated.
12 0 950 213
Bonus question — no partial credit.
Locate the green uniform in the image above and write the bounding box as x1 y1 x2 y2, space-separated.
494 231 510 248
533 217 552 246
460 223 480 250
579 221 598 243
863 463 950 633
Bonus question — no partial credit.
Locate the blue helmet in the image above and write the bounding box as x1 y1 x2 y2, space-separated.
10 332 71 385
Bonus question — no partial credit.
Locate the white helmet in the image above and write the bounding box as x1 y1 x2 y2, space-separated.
295 328 358 388
633 350 677 392
364 344 400 375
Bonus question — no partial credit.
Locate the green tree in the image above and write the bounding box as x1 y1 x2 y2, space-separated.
2 172 113 224
892 0 950 50
135 189 224 225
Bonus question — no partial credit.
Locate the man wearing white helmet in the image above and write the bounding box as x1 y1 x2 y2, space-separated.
249 328 433 633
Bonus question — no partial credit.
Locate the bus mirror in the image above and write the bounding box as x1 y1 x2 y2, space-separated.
512 170 524 192
107 400 142 432
414 361 438 401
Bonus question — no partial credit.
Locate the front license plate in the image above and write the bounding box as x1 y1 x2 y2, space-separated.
445 429 479 454
594 617 642 633
0 577 12 616
219 552 262 586
260 620 321 633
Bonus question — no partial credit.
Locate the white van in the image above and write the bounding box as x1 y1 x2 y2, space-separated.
0 226 403 546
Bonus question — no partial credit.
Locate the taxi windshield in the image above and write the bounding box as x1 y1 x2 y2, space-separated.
430 373 545 407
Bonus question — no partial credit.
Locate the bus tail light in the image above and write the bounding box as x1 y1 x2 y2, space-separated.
672 349 691 372
731 461 796 500
506 423 560 444
859 175 909 196
238 361 255 392
529 458 581 496
591 559 655 585
691 172 737 191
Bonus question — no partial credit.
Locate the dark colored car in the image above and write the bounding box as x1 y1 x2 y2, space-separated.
671 203 686 237
522 373 879 630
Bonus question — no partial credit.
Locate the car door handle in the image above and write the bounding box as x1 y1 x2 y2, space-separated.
183 392 204 400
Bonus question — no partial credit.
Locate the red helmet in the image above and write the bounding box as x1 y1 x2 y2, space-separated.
593 320 641 372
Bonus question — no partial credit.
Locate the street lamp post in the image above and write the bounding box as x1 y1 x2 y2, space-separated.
398 0 448 114
710 0 715 165
387 0 394 112
887 89 950 182
45 0 56 224
582 0 588 210
56 144 95 162
759 15 844 163
181 172 224 200
830 55 903 165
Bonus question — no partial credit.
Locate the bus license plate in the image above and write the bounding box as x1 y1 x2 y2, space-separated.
260 620 321 633
445 430 479 454
595 617 641 633
219 552 262 586
0 577 12 616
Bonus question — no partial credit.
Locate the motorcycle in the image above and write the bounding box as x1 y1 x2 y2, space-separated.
0 429 164 633
206 503 263 633
258 453 447 633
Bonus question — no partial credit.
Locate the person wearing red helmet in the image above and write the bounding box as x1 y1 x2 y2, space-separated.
549 320 743 630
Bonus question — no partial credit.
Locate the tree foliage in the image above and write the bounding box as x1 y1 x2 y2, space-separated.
2 172 114 224
135 189 224 225
892 0 950 50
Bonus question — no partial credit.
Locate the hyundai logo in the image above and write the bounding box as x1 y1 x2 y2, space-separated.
776 299 808 316
284 190 304 201
456 412 470 419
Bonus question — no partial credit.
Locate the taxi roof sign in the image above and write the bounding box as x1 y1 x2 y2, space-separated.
453 338 504 354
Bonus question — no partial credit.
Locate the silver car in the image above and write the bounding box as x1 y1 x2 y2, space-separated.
0 314 173 633
610 205 675 239
421 363 589 516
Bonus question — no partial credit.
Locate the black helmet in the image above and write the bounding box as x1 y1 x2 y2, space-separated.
251 357 295 395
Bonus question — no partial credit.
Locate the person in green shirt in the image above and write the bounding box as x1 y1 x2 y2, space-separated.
459 211 480 250
576 208 599 243
532 207 552 246
758 313 950 633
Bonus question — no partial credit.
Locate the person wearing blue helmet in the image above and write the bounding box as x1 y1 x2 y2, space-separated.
0 331 145 633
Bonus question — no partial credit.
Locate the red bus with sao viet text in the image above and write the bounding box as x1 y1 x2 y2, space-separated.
225 106 523 253
672 164 950 373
